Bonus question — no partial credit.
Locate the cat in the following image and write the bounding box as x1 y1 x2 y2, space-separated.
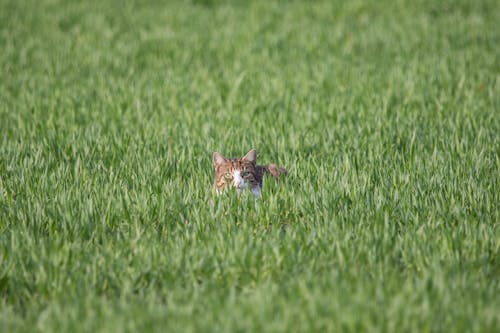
213 149 287 198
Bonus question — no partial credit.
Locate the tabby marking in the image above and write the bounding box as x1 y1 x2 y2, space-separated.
213 149 287 198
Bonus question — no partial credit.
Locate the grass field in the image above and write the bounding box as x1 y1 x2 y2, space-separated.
1 0 499 332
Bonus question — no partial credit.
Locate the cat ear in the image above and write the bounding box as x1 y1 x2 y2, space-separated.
213 152 226 166
242 149 257 163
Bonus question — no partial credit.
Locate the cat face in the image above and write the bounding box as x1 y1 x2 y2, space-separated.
213 149 261 197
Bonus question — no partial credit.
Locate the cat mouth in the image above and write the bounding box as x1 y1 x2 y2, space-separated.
234 183 246 190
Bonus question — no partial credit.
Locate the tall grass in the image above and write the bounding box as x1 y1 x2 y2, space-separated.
1 0 499 332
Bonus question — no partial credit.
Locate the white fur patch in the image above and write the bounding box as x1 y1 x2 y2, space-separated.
251 187 262 198
229 170 261 198
233 170 246 190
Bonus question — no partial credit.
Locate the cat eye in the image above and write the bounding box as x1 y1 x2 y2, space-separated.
241 171 249 177
224 172 232 178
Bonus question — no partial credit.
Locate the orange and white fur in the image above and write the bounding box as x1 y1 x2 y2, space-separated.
213 149 287 198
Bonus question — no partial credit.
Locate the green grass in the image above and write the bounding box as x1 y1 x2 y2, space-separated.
1 0 499 332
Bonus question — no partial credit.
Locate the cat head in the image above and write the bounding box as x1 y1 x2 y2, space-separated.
213 149 260 196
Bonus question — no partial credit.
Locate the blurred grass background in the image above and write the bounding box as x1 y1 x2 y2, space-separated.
0 0 499 332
